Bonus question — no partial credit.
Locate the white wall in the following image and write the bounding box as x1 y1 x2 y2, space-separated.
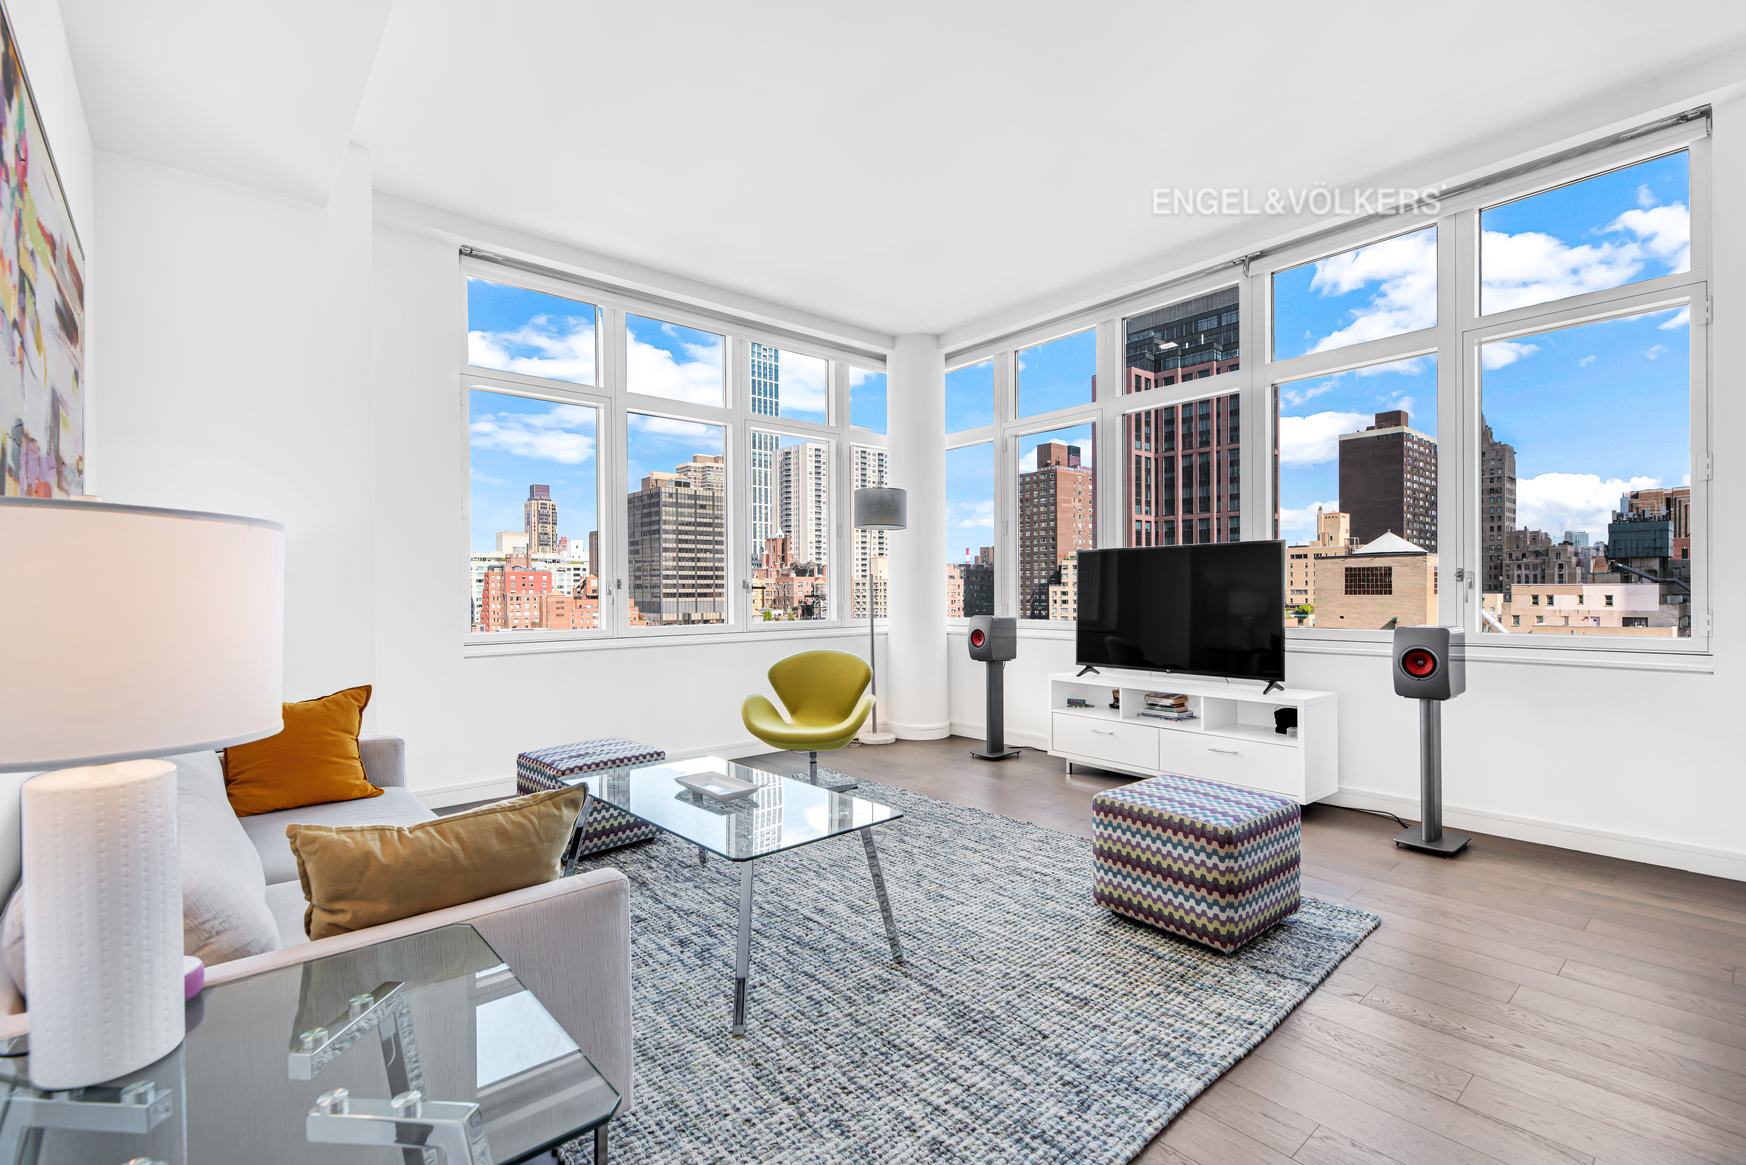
368 227 886 802
948 101 1746 881
92 147 378 719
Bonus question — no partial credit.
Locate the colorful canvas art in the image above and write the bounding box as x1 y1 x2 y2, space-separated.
0 3 84 499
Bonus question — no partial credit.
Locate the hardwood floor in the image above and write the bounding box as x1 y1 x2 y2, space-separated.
742 736 1746 1165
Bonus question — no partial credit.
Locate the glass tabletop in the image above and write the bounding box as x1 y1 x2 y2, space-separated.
575 756 902 860
0 924 618 1165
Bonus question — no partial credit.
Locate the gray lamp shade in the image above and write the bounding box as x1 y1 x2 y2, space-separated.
853 487 907 531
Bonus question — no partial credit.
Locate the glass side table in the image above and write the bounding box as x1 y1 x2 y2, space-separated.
0 923 619 1164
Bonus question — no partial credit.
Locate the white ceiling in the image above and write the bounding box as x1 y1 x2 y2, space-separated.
62 1 1746 338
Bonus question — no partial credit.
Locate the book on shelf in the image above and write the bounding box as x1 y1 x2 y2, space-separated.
1137 710 1196 721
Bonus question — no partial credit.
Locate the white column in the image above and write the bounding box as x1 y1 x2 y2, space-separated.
884 334 949 738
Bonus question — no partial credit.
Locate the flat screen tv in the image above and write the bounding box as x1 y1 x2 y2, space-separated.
1075 541 1285 683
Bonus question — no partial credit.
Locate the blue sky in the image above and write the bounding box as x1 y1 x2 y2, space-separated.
468 278 599 385
1272 150 1691 546
945 442 994 565
851 368 887 433
625 314 724 405
1275 357 1436 543
946 360 993 431
1018 328 1097 417
468 387 598 553
1019 421 1096 474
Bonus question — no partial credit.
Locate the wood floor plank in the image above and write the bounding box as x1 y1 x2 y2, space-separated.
1183 1082 1317 1158
1544 884 1746 945
1277 1007 1473 1100
1558 960 1746 1026
1154 1107 1297 1165
1456 1075 1717 1165
1508 984 1746 1073
1250 1033 1591 1165
1361 903 1567 976
1584 916 1744 971
1291 1126 1404 1165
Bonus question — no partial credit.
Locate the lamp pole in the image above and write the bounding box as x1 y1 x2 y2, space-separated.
852 486 906 745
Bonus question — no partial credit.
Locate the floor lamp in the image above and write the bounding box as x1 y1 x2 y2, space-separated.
852 486 905 745
0 497 285 1088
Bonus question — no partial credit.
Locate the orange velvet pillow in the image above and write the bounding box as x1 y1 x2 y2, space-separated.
222 685 384 817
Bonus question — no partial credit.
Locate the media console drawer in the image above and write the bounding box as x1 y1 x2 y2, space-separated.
1051 714 1158 771
1156 729 1299 797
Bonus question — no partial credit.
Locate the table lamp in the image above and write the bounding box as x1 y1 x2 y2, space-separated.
852 486 905 745
0 497 284 1088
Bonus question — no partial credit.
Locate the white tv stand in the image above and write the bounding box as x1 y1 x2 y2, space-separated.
1047 670 1337 804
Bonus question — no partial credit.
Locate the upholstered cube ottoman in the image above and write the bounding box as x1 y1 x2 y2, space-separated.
517 738 666 857
1092 773 1301 953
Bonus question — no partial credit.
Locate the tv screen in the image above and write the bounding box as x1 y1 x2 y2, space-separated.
1075 542 1285 682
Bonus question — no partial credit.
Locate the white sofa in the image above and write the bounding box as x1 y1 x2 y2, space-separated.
0 736 634 1114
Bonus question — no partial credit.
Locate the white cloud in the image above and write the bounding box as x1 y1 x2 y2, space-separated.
1482 341 1540 370
468 467 505 485
1352 356 1428 377
1307 229 1438 353
1515 471 1661 536
1279 380 1335 408
468 315 597 384
470 403 596 464
775 351 828 416
1278 410 1371 467
626 413 721 441
1578 355 1596 367
1644 344 1668 361
626 334 724 404
849 368 884 387
1480 198 1689 314
951 499 995 529
1279 499 1340 537
1659 306 1691 330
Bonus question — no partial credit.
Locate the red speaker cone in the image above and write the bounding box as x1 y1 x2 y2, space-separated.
970 629 986 648
1401 647 1438 678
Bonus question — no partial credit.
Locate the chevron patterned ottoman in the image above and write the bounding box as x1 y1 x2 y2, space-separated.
517 738 666 858
1092 773 1301 953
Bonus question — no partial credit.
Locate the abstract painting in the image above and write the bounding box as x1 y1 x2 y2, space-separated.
0 1 84 498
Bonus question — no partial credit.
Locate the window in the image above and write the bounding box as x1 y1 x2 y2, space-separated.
1272 226 1436 360
851 444 890 618
750 432 830 622
1016 423 1096 619
1124 392 1241 547
1480 306 1691 637
1345 565 1394 595
1273 355 1438 563
625 314 724 406
1017 328 1097 417
1481 152 1689 316
1124 288 1238 391
468 386 600 633
467 279 599 386
945 360 994 432
850 368 887 434
625 415 726 626
750 344 828 425
945 442 994 618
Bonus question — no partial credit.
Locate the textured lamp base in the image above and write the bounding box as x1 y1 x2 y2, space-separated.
857 730 897 745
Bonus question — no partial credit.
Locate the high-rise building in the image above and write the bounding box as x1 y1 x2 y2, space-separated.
946 547 994 619
1123 287 1240 390
1339 410 1438 551
1122 393 1240 548
852 556 888 620
478 551 555 631
626 456 727 625
852 445 890 617
588 530 599 581
1501 529 1586 586
777 440 829 567
495 530 529 554
1047 552 1080 621
1019 441 1095 618
1480 416 1517 594
524 484 558 554
1284 507 1358 613
749 343 781 567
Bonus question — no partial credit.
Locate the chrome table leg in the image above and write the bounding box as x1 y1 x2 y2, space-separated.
594 1123 609 1165
860 828 904 965
732 861 755 1036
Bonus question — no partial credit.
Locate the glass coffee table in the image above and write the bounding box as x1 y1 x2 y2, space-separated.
565 756 905 1036
0 924 620 1164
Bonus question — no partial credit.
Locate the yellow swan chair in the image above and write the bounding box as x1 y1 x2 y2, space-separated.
741 650 874 785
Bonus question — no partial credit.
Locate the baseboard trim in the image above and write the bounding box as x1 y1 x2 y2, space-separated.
888 720 951 740
948 721 1048 751
1326 785 1746 882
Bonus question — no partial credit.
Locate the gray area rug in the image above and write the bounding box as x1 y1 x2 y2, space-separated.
560 771 1378 1165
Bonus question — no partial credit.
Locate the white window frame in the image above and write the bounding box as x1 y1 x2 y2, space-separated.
941 117 1711 659
459 257 885 651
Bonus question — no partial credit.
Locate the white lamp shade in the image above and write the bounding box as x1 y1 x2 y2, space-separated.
0 499 285 771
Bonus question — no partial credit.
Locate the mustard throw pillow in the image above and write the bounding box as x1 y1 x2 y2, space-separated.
286 784 589 940
223 685 383 817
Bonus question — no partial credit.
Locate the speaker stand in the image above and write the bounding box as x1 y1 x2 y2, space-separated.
971 660 1019 761
1392 699 1469 857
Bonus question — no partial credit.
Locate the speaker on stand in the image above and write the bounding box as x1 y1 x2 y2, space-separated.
968 615 1018 761
1391 625 1470 857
